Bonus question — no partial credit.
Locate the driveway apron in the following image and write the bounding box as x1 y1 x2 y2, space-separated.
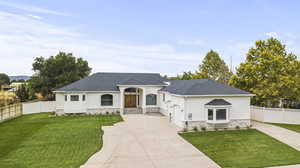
81 114 220 168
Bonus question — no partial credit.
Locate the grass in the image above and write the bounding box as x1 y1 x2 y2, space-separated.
270 123 300 133
180 129 300 168
0 113 122 168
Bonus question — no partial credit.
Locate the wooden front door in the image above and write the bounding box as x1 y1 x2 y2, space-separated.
125 95 136 108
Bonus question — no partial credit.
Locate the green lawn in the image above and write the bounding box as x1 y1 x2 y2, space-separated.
180 129 300 168
270 123 300 133
0 113 122 168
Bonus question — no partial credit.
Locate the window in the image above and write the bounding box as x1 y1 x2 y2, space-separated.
207 108 228 122
65 95 68 101
125 88 136 92
163 93 165 101
82 95 86 101
146 94 157 105
101 94 113 106
188 113 192 120
216 109 227 120
208 109 214 120
70 95 79 101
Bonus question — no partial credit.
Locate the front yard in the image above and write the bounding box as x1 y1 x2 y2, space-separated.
0 113 122 168
180 129 300 168
270 123 300 133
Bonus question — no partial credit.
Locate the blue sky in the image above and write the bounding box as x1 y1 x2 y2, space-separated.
1 0 300 76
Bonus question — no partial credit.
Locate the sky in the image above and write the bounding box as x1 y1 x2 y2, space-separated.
1 0 300 76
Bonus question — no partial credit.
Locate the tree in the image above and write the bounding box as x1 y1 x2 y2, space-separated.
229 38 300 107
0 73 10 86
195 50 232 84
15 83 37 102
174 71 194 80
29 52 92 99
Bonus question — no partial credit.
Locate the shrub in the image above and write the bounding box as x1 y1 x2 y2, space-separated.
235 125 240 129
106 111 109 115
224 127 228 130
116 110 120 114
201 127 206 131
193 126 198 132
214 128 219 131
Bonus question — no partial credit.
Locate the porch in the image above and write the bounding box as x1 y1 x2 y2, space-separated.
119 87 159 114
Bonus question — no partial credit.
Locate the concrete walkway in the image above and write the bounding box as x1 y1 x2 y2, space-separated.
81 114 220 168
253 121 300 151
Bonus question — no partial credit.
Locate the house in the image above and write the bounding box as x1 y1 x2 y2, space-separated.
54 72 254 129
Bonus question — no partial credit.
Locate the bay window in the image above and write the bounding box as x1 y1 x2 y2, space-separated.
206 108 229 123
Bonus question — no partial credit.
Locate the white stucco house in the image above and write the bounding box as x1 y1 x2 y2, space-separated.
54 72 254 129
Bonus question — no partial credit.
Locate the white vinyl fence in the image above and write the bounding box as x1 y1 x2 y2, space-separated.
22 101 56 114
251 106 300 124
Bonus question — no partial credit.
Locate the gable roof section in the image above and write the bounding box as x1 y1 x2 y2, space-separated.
160 79 251 96
205 99 232 106
56 72 167 92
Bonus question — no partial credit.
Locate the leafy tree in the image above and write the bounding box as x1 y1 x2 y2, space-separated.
195 50 232 83
0 73 10 86
29 52 91 99
229 38 300 107
15 83 37 102
174 71 194 80
15 84 30 102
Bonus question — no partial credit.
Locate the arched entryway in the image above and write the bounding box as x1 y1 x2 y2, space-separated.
123 88 143 114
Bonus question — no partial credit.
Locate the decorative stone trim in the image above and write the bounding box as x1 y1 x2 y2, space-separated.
184 119 251 130
87 108 120 114
145 107 160 113
55 108 121 115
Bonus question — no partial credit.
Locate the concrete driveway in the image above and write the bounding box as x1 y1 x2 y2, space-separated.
253 121 300 151
81 114 220 168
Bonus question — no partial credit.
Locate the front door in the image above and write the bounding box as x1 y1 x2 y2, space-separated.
125 95 136 108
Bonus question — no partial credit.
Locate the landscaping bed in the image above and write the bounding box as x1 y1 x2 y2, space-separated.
270 123 300 133
180 129 300 168
0 113 122 168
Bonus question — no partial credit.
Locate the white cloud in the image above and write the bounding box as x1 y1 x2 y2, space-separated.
0 0 72 16
26 14 42 20
176 39 205 47
0 11 200 76
266 32 279 38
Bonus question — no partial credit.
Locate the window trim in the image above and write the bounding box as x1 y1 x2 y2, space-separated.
206 106 229 123
146 94 157 106
101 94 113 106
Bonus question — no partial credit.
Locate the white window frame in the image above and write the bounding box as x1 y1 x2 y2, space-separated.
205 106 230 123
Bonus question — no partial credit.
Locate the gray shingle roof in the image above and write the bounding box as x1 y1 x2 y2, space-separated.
56 72 168 92
205 99 232 105
160 79 250 95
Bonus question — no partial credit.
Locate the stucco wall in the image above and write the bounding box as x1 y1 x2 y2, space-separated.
55 86 163 114
185 96 251 121
159 92 185 127
56 92 121 114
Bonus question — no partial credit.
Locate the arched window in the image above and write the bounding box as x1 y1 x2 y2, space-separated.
146 94 157 105
101 94 113 106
